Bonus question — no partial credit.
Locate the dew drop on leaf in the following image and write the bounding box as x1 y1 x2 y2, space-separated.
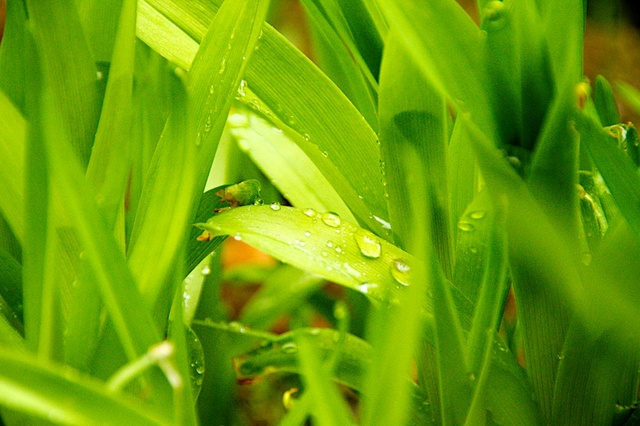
391 259 411 286
469 210 486 220
270 202 281 211
281 342 298 354
458 221 475 232
354 229 382 259
321 212 341 227
303 208 317 217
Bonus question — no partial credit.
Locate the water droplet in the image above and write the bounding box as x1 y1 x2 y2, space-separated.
228 113 249 127
201 265 211 275
204 116 212 133
96 71 104 80
458 221 475 232
321 212 341 227
218 57 227 74
304 231 311 237
270 202 281 211
209 85 214 94
468 373 476 381
354 229 382 259
302 133 310 141
391 259 411 286
321 150 329 158
233 234 242 241
253 198 264 206
358 282 379 295
482 0 507 31
237 79 247 98
326 241 334 248
557 354 565 361
281 342 298 354
310 328 321 335
469 246 479 254
469 210 486 220
303 208 317 217
321 251 328 257
335 246 343 254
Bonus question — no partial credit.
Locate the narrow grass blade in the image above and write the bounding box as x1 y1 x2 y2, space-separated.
0 350 169 425
295 331 355 426
86 0 137 231
239 265 325 331
466 118 580 422
22 33 49 352
0 246 22 330
362 147 438 426
0 90 26 243
616 81 640 116
528 85 582 248
378 31 452 275
0 0 28 113
128 0 269 320
168 283 198 426
594 76 620 126
76 0 125 62
302 0 378 130
233 328 369 393
26 0 101 166
378 0 489 119
576 112 640 239
227 108 356 224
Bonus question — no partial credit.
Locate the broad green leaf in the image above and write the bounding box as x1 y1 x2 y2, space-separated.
594 75 620 126
541 0 583 86
199 205 411 305
137 0 390 237
227 108 356 224
26 0 101 166
0 349 168 425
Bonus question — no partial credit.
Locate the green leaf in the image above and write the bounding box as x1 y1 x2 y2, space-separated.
616 81 640 117
0 90 26 243
137 0 390 237
227 108 356 223
0 349 169 425
0 0 28 113
127 0 269 320
576 112 640 239
26 0 101 166
301 0 378 130
239 265 325 331
86 0 137 231
466 117 579 422
594 75 620 126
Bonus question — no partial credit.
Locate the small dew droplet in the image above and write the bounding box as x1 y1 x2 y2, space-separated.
304 231 311 237
201 265 211 275
270 202 281 211
281 342 298 354
469 210 486 220
458 221 475 232
209 85 214 94
354 229 382 259
321 212 342 227
391 259 411 286
303 208 317 217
